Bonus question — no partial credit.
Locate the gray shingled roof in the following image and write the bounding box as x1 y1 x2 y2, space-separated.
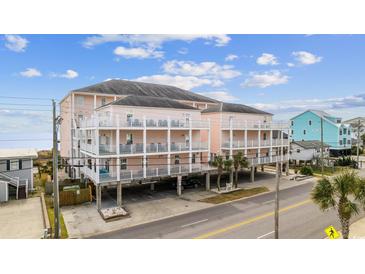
104 95 198 110
201 102 272 115
72 79 218 103
292 140 330 149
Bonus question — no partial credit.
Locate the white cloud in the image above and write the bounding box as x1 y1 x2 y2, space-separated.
4 35 28 52
287 62 295 67
51 69 79 79
20 68 42 78
225 54 238 61
82 34 230 48
256 53 278 65
113 46 163 59
251 93 365 114
133 74 224 90
178 47 188 55
242 70 289 88
163 60 241 79
292 51 322 65
198 91 238 102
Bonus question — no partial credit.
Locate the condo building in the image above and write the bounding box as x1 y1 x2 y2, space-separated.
60 80 289 209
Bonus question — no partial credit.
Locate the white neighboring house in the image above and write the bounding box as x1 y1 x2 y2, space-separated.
343 117 365 147
290 140 330 163
0 148 38 202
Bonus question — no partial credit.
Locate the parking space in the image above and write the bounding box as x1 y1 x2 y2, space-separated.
0 197 44 239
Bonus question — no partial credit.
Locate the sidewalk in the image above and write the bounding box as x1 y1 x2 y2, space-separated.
349 217 365 239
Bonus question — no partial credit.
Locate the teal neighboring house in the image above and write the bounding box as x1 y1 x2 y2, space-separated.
290 110 352 156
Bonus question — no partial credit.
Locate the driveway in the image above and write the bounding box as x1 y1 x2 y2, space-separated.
0 197 44 239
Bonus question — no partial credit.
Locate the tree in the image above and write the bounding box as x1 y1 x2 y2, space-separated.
311 169 365 239
211 155 224 191
233 152 248 188
224 159 233 186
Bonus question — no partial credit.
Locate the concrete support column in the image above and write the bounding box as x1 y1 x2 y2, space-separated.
117 182 122 207
177 175 182 196
150 183 155 191
207 118 211 162
285 162 289 176
261 165 264 172
205 172 210 191
167 117 171 175
258 120 261 165
143 116 147 178
96 184 101 211
229 117 233 158
189 117 192 172
250 166 255 182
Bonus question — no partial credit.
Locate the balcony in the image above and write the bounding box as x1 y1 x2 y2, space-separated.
222 120 289 130
221 139 289 149
79 116 209 129
146 143 168 153
120 143 144 154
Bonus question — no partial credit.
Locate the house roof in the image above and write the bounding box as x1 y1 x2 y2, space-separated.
0 148 38 159
290 109 343 127
201 102 272 115
101 95 198 110
292 140 330 149
70 79 218 103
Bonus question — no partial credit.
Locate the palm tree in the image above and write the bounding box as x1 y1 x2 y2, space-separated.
311 169 365 239
224 159 233 187
233 152 249 188
211 155 224 191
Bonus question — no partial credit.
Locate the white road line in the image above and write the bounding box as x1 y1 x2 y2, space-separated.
181 219 209 228
257 231 275 239
262 200 274 205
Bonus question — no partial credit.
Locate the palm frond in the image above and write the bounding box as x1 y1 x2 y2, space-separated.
311 178 336 211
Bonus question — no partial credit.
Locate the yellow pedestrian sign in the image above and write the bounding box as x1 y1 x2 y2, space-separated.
325 226 340 239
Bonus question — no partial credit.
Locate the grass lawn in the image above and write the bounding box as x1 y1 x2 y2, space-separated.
45 195 68 239
199 187 269 204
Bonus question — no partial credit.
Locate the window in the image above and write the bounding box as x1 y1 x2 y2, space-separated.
291 121 294 126
75 96 84 106
263 133 267 140
19 159 22 170
348 130 351 135
339 140 343 145
10 160 19 170
101 97 107 106
121 158 127 170
126 113 133 121
192 154 196 164
343 128 347 135
309 120 312 126
126 133 133 145
303 130 306 135
6 160 10 171
78 114 83 121
174 155 180 165
347 140 351 144
296 149 301 153
339 130 342 135
291 129 294 135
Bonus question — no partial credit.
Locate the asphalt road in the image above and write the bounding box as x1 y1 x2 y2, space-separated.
90 181 364 239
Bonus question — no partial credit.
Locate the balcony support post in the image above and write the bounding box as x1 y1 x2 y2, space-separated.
258 120 261 164
117 182 122 207
96 184 101 211
116 117 120 181
270 129 273 162
205 172 210 191
189 117 192 173
143 116 147 178
244 126 248 157
229 117 233 158
150 183 155 191
177 175 182 196
167 117 171 175
250 166 255 183
207 118 211 162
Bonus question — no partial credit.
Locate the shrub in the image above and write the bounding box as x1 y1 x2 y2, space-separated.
300 166 313 176
351 146 363 155
334 156 358 168
40 173 49 186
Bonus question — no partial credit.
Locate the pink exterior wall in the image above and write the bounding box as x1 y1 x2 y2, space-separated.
201 112 221 154
60 95 71 158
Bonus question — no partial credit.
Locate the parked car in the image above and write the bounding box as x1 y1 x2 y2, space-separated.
172 177 202 190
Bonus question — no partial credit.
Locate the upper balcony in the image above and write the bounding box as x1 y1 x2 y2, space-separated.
221 120 289 130
80 141 209 156
221 139 289 149
79 115 210 130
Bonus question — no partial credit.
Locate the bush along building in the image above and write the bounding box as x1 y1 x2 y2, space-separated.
290 110 352 157
59 79 289 210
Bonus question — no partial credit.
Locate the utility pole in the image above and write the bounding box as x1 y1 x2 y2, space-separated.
274 130 282 239
52 99 60 239
320 117 324 177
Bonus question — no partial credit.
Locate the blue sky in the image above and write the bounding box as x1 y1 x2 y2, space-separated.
1 34 365 149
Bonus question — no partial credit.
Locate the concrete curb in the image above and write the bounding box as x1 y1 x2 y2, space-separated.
40 193 51 239
83 178 315 238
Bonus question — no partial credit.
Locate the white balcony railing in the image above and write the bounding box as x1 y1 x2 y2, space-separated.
221 139 289 149
222 120 289 130
79 116 209 129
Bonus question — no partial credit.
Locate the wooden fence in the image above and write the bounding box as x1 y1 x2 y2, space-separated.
59 186 92 206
